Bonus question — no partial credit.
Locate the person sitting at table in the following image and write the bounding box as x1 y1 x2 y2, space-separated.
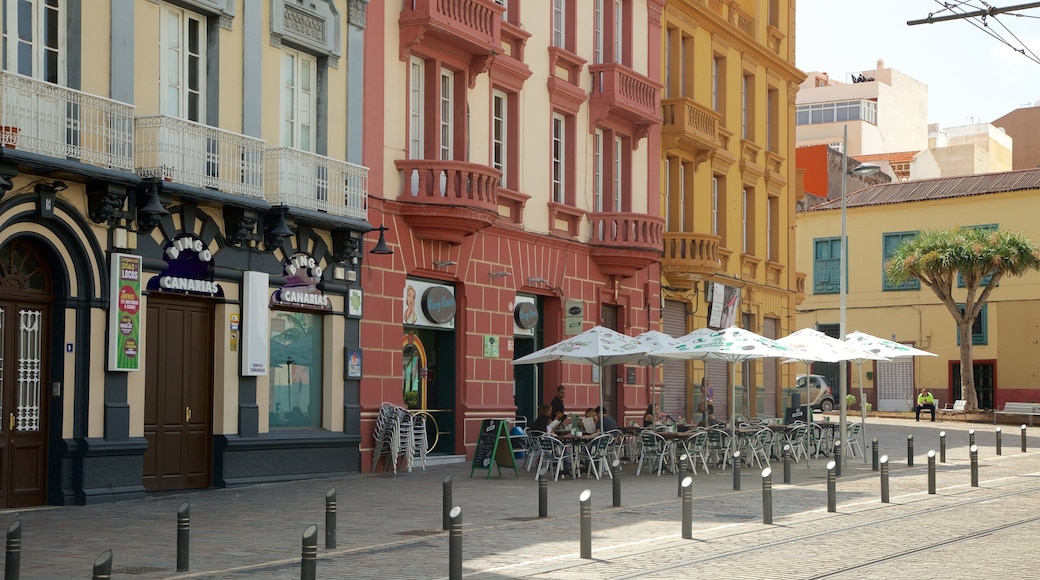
530 404 553 433
593 406 618 433
916 388 936 422
643 404 659 427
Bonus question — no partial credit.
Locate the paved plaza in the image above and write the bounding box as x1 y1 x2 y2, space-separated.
3 416 1040 579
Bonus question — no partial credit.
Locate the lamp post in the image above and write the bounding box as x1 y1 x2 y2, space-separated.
839 124 880 465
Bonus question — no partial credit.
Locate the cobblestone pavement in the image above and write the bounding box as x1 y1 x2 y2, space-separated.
2 417 1038 579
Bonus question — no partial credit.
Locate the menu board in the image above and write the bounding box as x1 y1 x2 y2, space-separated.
470 419 518 479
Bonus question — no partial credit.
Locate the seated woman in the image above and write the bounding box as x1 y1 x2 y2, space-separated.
643 404 658 427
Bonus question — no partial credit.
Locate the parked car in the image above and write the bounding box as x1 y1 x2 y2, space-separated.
796 374 836 412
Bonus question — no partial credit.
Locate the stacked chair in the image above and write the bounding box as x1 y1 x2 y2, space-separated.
370 403 428 473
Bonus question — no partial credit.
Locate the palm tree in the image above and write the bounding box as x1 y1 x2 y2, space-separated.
886 228 1040 411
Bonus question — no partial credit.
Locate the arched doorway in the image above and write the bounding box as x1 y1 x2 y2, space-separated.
0 239 53 508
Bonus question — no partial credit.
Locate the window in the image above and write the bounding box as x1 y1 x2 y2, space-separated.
1 0 64 83
813 237 842 294
593 129 603 212
613 135 623 211
613 0 623 64
161 3 206 121
552 0 566 48
711 55 721 112
767 195 778 261
269 311 324 429
956 304 988 345
796 100 878 126
742 187 755 254
741 73 754 140
711 176 719 236
767 87 779 152
408 57 424 158
882 231 920 291
281 49 317 151
492 90 507 185
593 0 604 64
440 69 454 160
552 113 566 203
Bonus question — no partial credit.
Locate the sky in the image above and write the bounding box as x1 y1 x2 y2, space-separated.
796 0 1040 128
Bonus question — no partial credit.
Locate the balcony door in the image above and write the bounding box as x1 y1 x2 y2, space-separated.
1 0 66 148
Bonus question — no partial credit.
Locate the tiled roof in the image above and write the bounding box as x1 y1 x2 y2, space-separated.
808 167 1040 211
853 151 919 164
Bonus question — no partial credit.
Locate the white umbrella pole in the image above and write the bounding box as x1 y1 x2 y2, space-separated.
805 361 812 469
599 363 605 433
858 360 867 463
729 362 736 442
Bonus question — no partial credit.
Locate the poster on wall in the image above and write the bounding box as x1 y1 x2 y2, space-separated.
108 253 142 372
708 282 740 329
346 348 363 379
403 279 456 329
241 270 270 376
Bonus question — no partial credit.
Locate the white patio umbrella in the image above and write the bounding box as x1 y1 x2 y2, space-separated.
633 330 701 424
845 330 937 430
677 327 795 440
777 328 888 465
512 326 649 433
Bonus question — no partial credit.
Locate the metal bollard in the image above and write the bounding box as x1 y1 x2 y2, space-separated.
579 490 592 560
538 473 548 518
177 502 190 572
92 550 113 580
325 488 337 550
907 434 914 467
443 476 453 531
732 451 741 491
1022 425 1028 452
872 437 880 471
449 506 463 580
996 427 1002 456
940 431 947 463
301 524 318 580
762 467 773 525
880 455 890 503
826 461 837 513
927 450 936 494
677 453 688 497
969 429 975 447
783 445 792 484
970 444 979 487
5 520 21 580
834 440 842 477
612 459 622 507
681 476 693 539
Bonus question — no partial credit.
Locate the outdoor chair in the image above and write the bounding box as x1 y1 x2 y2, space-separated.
584 434 614 480
523 430 546 471
636 430 670 476
535 436 568 481
845 422 863 458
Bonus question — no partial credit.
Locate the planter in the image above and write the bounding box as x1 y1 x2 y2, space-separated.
0 126 19 148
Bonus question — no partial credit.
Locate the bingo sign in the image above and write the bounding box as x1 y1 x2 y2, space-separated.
109 253 142 371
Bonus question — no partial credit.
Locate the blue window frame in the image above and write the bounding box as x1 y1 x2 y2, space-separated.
956 304 987 345
882 231 920 291
813 237 842 294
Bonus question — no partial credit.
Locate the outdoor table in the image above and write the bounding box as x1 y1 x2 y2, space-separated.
557 433 597 478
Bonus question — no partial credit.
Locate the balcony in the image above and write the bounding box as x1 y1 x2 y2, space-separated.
588 63 661 144
661 97 723 160
265 148 368 219
400 0 503 70
661 232 722 290
0 71 134 171
395 159 500 244
588 213 664 277
135 116 265 199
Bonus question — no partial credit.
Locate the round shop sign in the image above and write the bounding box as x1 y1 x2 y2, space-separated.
422 286 456 324
514 301 538 329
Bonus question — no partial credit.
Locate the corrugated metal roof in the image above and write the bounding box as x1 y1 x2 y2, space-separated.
808 167 1040 211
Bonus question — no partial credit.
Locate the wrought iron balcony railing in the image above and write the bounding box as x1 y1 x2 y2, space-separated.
265 147 368 219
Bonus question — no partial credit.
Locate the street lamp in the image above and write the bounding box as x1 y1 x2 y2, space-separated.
839 123 880 465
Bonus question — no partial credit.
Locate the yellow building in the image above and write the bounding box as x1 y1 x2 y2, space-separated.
0 0 372 506
658 0 803 422
796 169 1040 411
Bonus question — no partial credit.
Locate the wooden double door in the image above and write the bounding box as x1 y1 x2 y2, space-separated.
144 296 213 491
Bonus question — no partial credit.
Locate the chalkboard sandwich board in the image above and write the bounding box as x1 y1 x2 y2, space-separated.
470 419 519 479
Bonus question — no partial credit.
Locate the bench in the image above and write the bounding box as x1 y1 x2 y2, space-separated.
938 400 967 421
994 402 1040 426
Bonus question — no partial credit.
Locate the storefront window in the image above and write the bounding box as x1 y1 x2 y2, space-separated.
269 311 323 428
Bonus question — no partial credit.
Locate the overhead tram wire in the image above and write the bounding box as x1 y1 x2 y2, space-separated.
910 1 1040 65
